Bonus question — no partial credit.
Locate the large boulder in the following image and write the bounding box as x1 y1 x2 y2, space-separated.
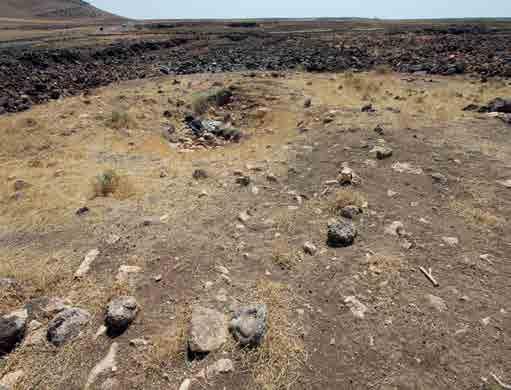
105 296 138 336
229 304 268 347
47 307 91 346
188 306 228 354
0 309 27 356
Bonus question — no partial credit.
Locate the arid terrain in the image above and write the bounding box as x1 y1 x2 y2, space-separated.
1 4 511 390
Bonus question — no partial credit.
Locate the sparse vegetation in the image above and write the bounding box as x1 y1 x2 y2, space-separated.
450 200 504 228
191 88 232 115
105 109 135 129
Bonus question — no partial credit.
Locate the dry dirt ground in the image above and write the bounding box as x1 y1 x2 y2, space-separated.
1 70 511 389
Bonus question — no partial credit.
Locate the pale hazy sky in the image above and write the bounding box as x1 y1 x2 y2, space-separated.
88 0 511 20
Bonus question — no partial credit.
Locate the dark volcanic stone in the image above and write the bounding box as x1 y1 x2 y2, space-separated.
327 220 357 247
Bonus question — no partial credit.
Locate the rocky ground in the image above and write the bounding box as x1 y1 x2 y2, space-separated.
1 21 511 115
0 69 511 390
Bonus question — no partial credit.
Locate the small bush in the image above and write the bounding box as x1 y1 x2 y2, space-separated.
105 110 135 129
92 169 124 198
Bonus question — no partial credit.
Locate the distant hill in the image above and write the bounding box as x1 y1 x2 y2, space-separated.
0 0 123 20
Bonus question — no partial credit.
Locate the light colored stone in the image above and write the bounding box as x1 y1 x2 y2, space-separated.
188 307 228 353
384 221 404 236
425 294 447 312
238 211 251 223
85 342 119 389
229 304 268 346
344 296 368 319
105 296 138 335
391 162 423 175
75 249 100 278
205 358 234 378
497 179 511 188
338 167 354 185
47 307 91 346
100 378 121 390
23 320 46 347
303 242 318 255
442 237 459 246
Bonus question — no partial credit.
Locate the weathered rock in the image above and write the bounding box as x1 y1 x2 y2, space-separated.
344 296 368 319
391 162 423 175
229 304 268 347
85 342 119 389
442 236 459 246
303 241 318 255
23 320 46 347
204 358 234 378
235 175 251 186
384 221 405 236
431 172 448 185
192 169 208 180
13 179 30 191
47 307 91 346
361 103 376 113
188 307 228 353
340 205 362 219
304 97 312 108
0 309 27 356
327 220 357 247
370 145 393 160
338 167 354 185
74 249 100 278
105 296 138 336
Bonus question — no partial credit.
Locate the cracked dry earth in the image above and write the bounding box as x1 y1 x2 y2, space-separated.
1 71 511 390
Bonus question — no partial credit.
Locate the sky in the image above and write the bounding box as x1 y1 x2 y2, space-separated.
88 0 511 20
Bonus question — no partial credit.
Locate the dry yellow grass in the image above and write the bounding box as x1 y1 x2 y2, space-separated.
333 188 367 211
233 280 306 390
449 200 503 228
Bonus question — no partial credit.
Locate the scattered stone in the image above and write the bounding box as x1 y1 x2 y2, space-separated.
304 98 312 108
370 145 393 160
229 304 268 347
153 274 163 282
235 175 251 186
425 294 447 312
344 296 368 319
361 103 376 113
179 379 194 390
481 317 491 326
0 278 18 293
204 358 234 378
85 343 119 389
391 162 424 175
338 167 354 185
13 179 30 191
387 189 398 198
0 370 24 389
303 242 318 255
238 210 251 223
74 249 100 278
47 307 91 346
374 124 384 135
192 169 208 180
0 309 27 356
76 206 90 216
105 296 139 336
482 97 511 113
266 173 278 183
442 236 459 246
431 172 448 185
340 205 362 219
384 221 405 236
188 306 228 353
327 220 357 247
